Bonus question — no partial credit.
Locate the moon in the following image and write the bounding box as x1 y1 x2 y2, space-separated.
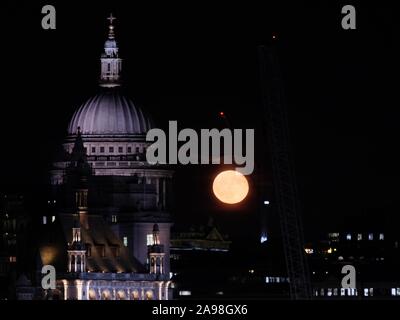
212 170 249 204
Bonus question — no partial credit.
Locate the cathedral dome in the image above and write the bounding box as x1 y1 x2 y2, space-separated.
68 91 154 135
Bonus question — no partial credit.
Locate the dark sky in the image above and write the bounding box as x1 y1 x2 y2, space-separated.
1 1 398 240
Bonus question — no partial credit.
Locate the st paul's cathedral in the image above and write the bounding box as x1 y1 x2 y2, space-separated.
16 14 174 300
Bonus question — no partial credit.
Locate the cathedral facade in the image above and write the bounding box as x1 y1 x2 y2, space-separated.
17 15 173 300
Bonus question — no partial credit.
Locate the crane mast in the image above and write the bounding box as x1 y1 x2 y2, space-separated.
258 44 311 299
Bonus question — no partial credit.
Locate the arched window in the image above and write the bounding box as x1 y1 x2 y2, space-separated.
145 290 154 300
117 290 126 300
132 290 140 300
89 289 97 300
102 290 111 300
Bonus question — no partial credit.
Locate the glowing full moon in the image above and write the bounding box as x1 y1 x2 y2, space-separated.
212 170 249 204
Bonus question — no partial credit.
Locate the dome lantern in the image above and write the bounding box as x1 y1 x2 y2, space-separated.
99 13 122 88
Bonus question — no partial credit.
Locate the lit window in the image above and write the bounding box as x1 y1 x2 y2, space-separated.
179 291 191 296
328 232 340 241
51 216 55 223
109 147 114 153
391 288 396 296
111 215 117 223
145 291 153 300
43 216 47 225
368 233 373 241
91 147 96 153
340 288 345 296
118 147 123 153
147 234 154 246
357 234 362 241
397 288 400 296
379 233 384 240
123 236 128 247
100 147 105 153
305 248 314 254
364 288 369 297
9 256 17 263
346 234 352 240
127 147 132 153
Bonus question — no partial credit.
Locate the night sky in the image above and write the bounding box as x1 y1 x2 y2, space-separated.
1 1 397 241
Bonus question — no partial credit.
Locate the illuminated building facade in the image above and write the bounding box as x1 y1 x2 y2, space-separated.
0 194 30 299
16 15 173 300
305 230 400 299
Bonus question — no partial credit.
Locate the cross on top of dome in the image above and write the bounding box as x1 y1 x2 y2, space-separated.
106 13 116 39
107 13 116 25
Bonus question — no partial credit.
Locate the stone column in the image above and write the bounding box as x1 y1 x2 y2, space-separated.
156 178 160 209
82 254 85 272
164 281 171 300
68 254 72 272
158 282 163 300
162 179 166 209
62 280 69 300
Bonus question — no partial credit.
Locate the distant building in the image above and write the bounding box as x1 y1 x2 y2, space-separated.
0 194 30 299
171 222 231 253
305 231 400 299
170 221 231 298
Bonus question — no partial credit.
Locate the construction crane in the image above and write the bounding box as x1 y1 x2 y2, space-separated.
258 43 311 299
